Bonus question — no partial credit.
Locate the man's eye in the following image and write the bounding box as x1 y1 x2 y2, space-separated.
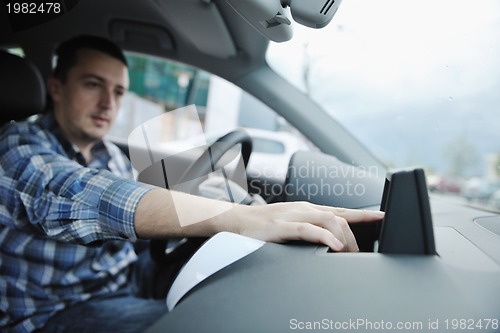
115 90 124 97
85 81 100 88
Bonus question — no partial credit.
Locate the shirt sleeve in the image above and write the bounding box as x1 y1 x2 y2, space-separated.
0 122 156 244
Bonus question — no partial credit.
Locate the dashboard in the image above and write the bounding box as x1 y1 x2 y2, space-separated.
145 168 500 333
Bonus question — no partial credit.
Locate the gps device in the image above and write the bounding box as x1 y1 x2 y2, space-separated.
377 168 436 255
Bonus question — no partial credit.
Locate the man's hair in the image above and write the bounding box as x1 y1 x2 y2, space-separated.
52 35 128 82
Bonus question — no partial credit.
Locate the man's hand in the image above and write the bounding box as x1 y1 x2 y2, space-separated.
228 201 384 252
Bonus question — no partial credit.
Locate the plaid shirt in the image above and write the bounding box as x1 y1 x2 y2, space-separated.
0 113 154 332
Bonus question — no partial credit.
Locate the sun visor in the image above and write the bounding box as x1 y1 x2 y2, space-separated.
153 0 237 58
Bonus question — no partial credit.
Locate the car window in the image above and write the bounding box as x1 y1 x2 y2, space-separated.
266 0 500 211
3 47 24 57
108 52 314 173
252 138 285 154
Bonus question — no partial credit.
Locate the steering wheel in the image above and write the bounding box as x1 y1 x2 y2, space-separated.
173 129 253 196
149 129 253 267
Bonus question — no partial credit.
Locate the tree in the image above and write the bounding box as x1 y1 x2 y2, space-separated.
495 153 500 178
444 136 479 178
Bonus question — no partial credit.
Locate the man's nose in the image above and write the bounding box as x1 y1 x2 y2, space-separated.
99 88 115 109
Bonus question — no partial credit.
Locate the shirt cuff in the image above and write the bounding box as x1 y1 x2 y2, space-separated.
98 178 156 242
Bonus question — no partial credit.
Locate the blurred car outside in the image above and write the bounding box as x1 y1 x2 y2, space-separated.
462 177 500 203
427 174 463 194
488 189 500 210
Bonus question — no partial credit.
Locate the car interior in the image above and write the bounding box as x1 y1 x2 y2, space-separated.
1 0 500 332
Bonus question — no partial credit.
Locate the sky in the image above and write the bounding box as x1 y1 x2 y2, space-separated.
267 0 500 178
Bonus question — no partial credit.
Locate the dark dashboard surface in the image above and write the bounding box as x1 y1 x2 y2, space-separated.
146 196 500 333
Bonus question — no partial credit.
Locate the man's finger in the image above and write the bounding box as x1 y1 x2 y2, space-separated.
271 221 345 251
314 205 384 223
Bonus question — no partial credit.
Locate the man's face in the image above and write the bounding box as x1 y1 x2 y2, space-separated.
49 48 129 149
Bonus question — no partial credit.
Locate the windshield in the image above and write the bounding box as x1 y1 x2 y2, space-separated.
267 0 500 210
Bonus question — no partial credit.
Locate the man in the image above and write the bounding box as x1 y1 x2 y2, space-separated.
0 35 383 332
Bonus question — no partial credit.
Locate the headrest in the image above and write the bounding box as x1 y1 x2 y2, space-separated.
0 51 46 123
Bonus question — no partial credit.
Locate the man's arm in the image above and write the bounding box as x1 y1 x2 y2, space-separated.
1 122 383 251
0 122 151 244
135 188 384 252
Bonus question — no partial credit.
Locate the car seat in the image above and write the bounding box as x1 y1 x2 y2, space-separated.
0 50 46 124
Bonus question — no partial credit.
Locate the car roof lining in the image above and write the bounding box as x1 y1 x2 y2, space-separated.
151 0 237 58
109 20 176 53
0 0 270 82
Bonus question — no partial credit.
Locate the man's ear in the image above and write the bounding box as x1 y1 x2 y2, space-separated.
46 77 62 102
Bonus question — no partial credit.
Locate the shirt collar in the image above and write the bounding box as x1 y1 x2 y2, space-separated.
36 113 112 168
